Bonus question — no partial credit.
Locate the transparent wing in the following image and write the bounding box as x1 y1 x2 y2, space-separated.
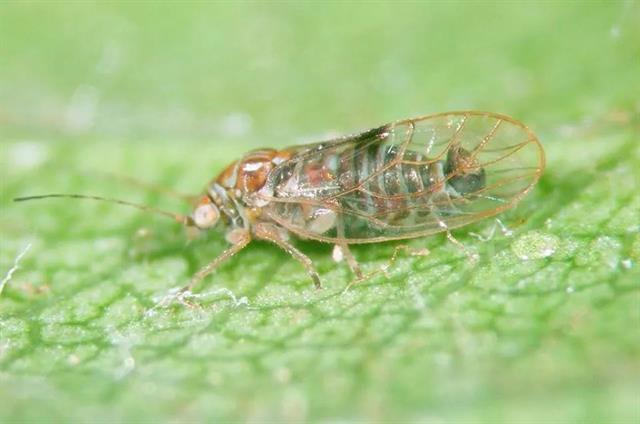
259 111 545 243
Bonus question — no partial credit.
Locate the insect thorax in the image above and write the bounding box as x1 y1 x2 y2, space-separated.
207 148 295 228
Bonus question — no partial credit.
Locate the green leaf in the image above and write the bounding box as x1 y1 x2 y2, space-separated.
1 3 639 422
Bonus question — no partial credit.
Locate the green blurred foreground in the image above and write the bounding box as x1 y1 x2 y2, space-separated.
1 3 639 422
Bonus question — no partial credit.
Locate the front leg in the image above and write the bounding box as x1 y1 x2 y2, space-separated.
253 223 322 289
180 228 251 294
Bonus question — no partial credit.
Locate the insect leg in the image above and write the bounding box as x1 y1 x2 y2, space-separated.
181 229 251 294
335 243 364 279
428 190 478 262
469 218 513 242
436 219 480 262
335 217 363 279
253 223 322 289
383 245 431 274
342 244 430 294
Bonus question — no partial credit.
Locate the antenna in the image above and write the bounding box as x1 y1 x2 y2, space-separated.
91 171 198 204
13 193 192 225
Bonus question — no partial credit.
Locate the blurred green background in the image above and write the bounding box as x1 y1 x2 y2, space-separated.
1 2 639 423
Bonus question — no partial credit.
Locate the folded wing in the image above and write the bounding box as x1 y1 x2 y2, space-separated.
258 111 544 243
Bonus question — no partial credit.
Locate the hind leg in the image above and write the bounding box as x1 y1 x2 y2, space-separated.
429 192 479 262
436 219 479 263
341 244 430 293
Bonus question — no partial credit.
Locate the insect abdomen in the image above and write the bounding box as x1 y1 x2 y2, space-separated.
338 142 443 222
268 135 449 237
264 112 543 243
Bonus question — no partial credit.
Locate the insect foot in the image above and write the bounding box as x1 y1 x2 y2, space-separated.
145 286 250 317
342 245 431 294
144 287 201 317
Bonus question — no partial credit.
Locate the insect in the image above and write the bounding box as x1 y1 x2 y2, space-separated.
15 111 545 293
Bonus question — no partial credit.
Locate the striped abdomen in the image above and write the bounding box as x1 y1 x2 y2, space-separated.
335 142 445 222
270 137 447 228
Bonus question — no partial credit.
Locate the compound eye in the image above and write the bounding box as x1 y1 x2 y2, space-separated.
193 203 220 229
